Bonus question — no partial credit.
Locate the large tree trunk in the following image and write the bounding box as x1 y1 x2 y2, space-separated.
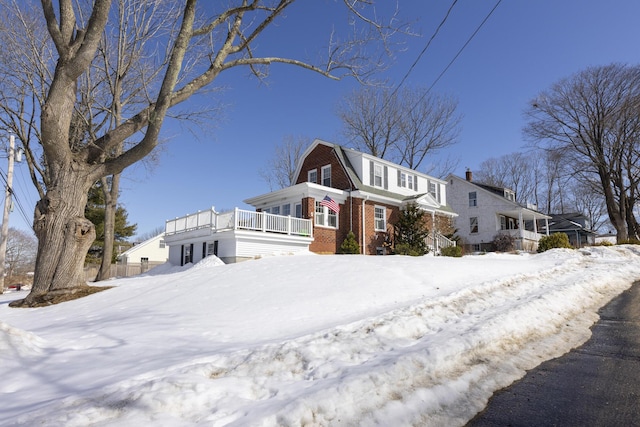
599 170 628 242
10 170 95 307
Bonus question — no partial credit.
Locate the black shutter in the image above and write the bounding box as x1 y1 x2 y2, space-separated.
369 160 374 186
397 170 401 186
384 166 388 190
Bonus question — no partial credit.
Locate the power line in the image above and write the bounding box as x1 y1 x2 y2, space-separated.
426 0 503 93
368 0 503 157
0 167 34 231
390 0 459 99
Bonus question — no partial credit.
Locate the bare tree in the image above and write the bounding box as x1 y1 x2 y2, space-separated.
525 64 640 242
337 86 402 159
337 85 461 171
567 179 608 232
260 134 310 190
396 88 461 170
135 226 166 242
0 0 406 307
474 152 538 206
4 228 37 278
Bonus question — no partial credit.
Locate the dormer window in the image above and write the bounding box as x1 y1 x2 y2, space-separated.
374 164 383 187
308 169 317 184
429 181 437 199
398 171 416 190
370 160 388 189
321 165 331 187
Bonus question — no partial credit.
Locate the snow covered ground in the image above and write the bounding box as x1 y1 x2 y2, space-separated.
2 245 640 426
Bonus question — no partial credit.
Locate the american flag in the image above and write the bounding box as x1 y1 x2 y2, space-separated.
320 195 340 213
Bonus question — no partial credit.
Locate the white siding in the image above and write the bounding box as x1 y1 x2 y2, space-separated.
121 234 169 264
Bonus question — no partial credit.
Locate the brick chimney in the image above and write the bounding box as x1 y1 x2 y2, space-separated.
465 169 473 182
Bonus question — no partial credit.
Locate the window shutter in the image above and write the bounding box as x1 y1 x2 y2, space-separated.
414 175 418 191
369 160 374 186
384 166 388 190
397 170 401 186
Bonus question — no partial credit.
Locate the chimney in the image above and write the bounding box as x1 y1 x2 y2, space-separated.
465 169 473 182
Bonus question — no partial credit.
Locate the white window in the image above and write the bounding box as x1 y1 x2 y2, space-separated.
429 182 437 199
374 206 386 231
315 201 338 228
295 203 302 218
470 217 478 233
374 164 383 187
282 203 291 216
308 169 317 184
272 206 280 215
159 239 165 248
469 191 477 207
399 172 416 190
321 165 331 187
500 215 506 230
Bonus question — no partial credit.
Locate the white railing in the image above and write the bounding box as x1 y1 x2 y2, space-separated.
502 228 544 242
427 232 456 253
165 207 313 238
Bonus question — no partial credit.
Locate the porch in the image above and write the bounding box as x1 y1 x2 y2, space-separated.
164 208 314 264
165 207 313 237
497 208 550 251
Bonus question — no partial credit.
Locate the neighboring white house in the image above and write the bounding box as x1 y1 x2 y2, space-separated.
118 233 169 273
447 171 551 252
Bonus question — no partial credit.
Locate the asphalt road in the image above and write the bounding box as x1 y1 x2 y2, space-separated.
466 281 640 427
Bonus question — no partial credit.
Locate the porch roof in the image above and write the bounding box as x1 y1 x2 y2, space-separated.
497 207 552 221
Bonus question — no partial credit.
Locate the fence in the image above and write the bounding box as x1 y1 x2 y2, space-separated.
84 261 166 281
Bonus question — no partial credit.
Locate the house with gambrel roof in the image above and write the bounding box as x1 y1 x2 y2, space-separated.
164 139 457 264
245 139 457 255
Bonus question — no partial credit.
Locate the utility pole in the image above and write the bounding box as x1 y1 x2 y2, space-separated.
0 135 16 293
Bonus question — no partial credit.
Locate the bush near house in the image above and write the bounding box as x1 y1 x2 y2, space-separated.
492 233 516 252
537 233 573 253
440 245 462 257
338 231 360 254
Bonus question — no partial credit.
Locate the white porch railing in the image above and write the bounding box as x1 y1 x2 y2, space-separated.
427 232 456 253
165 207 313 238
502 228 543 242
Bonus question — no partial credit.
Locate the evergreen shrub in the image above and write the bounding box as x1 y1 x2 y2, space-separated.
537 233 573 253
338 231 360 254
440 245 462 257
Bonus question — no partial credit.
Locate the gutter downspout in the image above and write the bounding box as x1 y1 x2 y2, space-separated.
362 196 368 255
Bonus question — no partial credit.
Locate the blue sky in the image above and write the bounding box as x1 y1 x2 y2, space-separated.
5 0 640 237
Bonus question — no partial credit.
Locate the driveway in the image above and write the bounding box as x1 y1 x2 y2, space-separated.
467 281 640 427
